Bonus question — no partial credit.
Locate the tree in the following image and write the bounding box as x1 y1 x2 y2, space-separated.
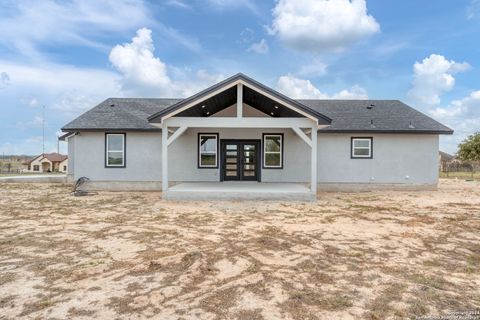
458 132 480 161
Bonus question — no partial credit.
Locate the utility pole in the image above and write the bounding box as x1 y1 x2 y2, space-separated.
42 105 45 154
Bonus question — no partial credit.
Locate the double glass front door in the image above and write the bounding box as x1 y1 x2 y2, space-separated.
221 140 260 181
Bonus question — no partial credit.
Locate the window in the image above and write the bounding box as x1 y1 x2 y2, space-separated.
198 133 218 168
33 165 39 171
106 133 126 167
63 166 67 171
263 133 283 168
351 137 373 159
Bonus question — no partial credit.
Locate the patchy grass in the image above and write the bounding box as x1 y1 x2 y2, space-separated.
0 179 479 319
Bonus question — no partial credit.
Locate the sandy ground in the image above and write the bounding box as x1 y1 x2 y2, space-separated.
0 179 479 319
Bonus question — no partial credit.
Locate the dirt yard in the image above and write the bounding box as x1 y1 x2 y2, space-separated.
0 180 479 319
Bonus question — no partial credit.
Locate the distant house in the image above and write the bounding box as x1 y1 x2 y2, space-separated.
26 153 68 173
438 151 455 172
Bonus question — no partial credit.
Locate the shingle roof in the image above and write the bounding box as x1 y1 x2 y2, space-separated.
439 151 455 161
27 153 68 164
62 98 453 134
62 98 181 131
299 99 453 134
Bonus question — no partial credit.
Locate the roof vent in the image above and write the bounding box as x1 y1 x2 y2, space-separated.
366 104 374 110
370 119 376 128
110 103 115 108
408 121 415 129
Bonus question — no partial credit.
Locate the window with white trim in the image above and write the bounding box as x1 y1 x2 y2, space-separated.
106 133 126 167
351 137 372 158
263 134 283 168
33 165 39 171
198 133 218 168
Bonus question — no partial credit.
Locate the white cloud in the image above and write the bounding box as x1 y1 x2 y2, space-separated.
0 72 10 89
0 0 154 59
467 0 480 19
239 28 255 44
0 59 121 117
270 0 380 53
408 54 470 106
276 75 368 99
429 91 480 153
28 98 38 107
247 39 269 54
206 0 259 14
0 0 201 60
109 28 171 94
16 116 44 130
297 59 328 77
165 0 192 9
109 28 224 97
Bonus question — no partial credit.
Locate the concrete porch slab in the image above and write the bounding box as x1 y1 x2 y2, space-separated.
164 182 315 201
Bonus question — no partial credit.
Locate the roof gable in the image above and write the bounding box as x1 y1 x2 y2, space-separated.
147 73 332 124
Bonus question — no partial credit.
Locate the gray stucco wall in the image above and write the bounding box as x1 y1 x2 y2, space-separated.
317 133 439 185
72 132 162 181
68 130 439 187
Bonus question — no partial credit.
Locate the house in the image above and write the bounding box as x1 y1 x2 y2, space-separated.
61 73 452 200
26 153 68 173
438 151 455 172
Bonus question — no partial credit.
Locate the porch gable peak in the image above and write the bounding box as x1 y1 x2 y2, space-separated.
147 73 332 125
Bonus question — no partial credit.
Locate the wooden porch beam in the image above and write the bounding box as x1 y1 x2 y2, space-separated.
162 122 168 194
167 126 188 146
161 117 316 128
292 127 312 147
310 125 317 194
237 83 243 118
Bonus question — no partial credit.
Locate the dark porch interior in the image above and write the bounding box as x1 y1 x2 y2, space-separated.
175 85 305 118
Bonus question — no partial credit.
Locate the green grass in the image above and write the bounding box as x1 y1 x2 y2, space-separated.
439 171 480 180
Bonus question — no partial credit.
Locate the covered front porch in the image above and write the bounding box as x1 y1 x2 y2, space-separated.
148 74 332 200
164 182 314 201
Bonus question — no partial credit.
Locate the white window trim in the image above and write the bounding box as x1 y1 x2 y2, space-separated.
352 138 372 158
263 134 283 168
106 133 125 167
198 133 218 168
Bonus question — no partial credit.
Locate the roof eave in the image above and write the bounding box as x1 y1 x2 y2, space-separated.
61 128 162 132
318 129 454 135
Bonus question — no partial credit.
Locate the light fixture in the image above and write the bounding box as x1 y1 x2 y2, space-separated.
201 105 206 109
270 112 274 116
274 105 279 109
206 111 210 115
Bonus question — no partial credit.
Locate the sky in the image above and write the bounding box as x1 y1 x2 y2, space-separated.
0 0 479 155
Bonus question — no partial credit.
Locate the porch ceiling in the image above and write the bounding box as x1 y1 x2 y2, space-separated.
174 84 304 118
176 86 237 117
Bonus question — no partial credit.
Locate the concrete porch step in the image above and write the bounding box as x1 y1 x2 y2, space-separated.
164 182 315 201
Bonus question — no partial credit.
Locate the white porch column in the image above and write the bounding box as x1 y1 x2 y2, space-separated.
237 83 243 118
310 126 317 194
162 122 168 193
